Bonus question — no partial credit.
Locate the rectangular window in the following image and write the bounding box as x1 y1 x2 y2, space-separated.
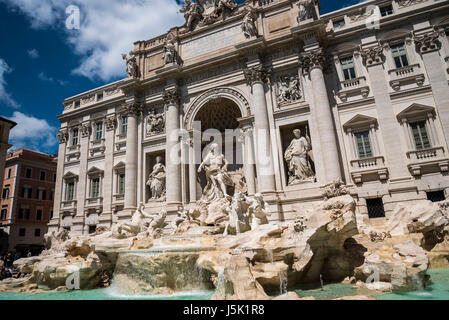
75 101 80 108
1 207 7 221
355 131 373 159
35 229 41 237
38 189 46 201
72 128 79 146
36 209 43 221
7 168 11 179
88 225 97 234
50 210 54 219
23 187 32 199
91 178 100 198
411 121 431 150
333 19 345 30
426 191 446 203
25 209 30 220
2 187 9 200
67 182 75 201
95 122 103 140
391 44 409 68
40 171 46 181
380 5 393 17
97 93 103 101
53 173 57 182
50 190 54 201
121 116 128 135
366 198 386 218
18 208 24 220
340 56 357 81
25 168 32 178
19 228 26 237
118 173 125 195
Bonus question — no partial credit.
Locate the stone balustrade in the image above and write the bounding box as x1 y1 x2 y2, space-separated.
388 64 425 91
337 76 370 102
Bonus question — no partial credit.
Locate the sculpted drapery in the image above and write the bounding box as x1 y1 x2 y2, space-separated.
284 129 315 185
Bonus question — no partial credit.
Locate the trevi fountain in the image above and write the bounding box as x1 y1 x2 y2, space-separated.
2 0 449 301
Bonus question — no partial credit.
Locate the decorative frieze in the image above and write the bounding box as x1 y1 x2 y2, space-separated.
414 32 441 54
104 87 121 96
360 45 385 67
396 0 428 8
81 95 96 105
243 66 271 86
146 111 165 136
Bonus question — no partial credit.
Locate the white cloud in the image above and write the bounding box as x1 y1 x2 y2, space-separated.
1 0 185 81
6 111 58 151
38 72 68 86
0 58 20 109
27 48 40 59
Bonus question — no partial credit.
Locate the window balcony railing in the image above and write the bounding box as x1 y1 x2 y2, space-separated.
350 156 388 184
388 64 425 91
407 146 449 176
113 194 125 202
337 76 369 102
350 155 385 170
61 200 77 209
85 197 103 206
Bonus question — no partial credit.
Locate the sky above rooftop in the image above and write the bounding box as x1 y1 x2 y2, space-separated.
0 0 362 155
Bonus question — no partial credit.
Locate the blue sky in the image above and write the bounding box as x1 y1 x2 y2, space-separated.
0 0 359 155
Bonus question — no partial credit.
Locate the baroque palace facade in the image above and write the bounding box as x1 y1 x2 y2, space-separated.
50 0 449 235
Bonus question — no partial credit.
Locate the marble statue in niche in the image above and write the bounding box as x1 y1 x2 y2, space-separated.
147 156 166 201
146 111 165 136
276 75 302 106
284 129 315 185
197 143 234 203
122 51 139 78
298 0 316 22
241 8 258 39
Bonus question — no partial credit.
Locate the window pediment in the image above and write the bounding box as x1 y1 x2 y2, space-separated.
397 104 435 121
87 166 104 176
343 114 378 132
63 171 78 180
113 161 126 171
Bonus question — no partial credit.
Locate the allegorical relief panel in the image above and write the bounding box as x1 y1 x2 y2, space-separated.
145 109 165 137
274 73 302 107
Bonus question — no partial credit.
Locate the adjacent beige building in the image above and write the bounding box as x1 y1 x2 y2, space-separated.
49 0 449 235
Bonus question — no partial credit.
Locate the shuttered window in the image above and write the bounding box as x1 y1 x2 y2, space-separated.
355 131 373 159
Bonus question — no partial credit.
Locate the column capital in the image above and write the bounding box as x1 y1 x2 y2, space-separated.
80 121 91 138
163 88 180 106
243 65 271 86
105 115 117 131
299 48 329 75
122 102 143 117
57 129 69 144
414 31 442 55
360 45 385 67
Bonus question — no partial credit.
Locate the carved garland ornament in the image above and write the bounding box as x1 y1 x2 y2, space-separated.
105 116 117 131
80 122 92 138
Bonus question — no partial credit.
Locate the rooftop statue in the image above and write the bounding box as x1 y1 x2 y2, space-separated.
298 0 316 22
162 32 178 65
121 51 139 79
241 8 258 39
180 0 205 31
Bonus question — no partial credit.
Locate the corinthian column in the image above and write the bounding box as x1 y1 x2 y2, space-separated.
124 103 141 212
164 88 182 205
300 48 342 183
244 66 276 194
